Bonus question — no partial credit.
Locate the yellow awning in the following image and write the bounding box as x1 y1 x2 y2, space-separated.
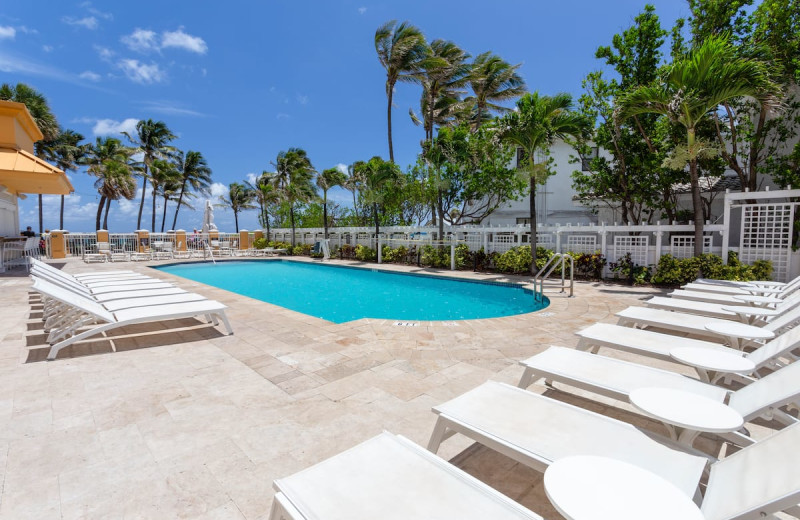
0 147 73 195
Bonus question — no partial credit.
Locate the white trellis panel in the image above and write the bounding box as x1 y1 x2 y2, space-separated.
613 235 649 266
492 234 516 253
462 233 483 252
535 234 553 249
670 235 712 259
356 233 371 247
566 235 598 254
739 203 794 282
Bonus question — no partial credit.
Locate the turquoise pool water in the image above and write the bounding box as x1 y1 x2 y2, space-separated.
154 260 548 323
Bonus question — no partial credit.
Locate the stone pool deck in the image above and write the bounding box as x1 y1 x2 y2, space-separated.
0 257 788 519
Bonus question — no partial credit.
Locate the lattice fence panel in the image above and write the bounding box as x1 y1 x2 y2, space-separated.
565 235 598 254
356 233 372 247
670 235 712 259
612 235 649 266
739 203 794 282
462 233 483 251
536 234 554 250
491 234 516 253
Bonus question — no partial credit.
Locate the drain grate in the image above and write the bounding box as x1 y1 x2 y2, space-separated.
394 322 420 327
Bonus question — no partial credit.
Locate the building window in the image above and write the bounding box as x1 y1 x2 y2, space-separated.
581 147 599 171
516 217 530 225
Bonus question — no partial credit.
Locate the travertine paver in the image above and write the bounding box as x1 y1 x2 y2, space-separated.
0 257 788 519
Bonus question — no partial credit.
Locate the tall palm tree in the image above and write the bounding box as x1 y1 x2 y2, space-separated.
39 128 86 229
217 182 256 233
159 176 184 232
148 158 181 232
1 83 60 233
618 35 779 256
272 148 317 247
467 52 526 130
246 172 281 240
123 119 176 230
360 156 403 240
171 150 212 230
345 162 365 224
83 137 136 230
375 20 427 162
316 167 347 239
410 39 471 143
499 92 588 273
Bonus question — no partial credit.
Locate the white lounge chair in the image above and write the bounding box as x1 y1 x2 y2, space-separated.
683 277 800 295
31 265 174 295
270 432 542 520
30 278 233 360
576 322 800 382
518 346 800 443
616 305 800 343
428 381 707 498
646 292 800 322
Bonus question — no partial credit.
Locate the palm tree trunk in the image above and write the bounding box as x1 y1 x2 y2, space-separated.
151 185 158 232
290 204 296 247
323 192 329 239
103 198 111 230
530 176 538 275
136 167 148 229
437 188 445 243
161 196 168 232
688 129 705 257
387 80 395 162
234 210 239 233
265 208 271 242
374 202 380 246
38 194 43 234
171 180 188 230
351 190 359 223
96 195 106 231
59 195 65 229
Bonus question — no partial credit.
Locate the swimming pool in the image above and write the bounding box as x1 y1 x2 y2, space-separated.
154 260 549 323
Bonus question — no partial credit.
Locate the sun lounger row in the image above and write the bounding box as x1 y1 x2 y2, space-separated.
270 273 800 519
28 259 233 360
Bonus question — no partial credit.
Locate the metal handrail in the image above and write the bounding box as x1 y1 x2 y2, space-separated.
533 253 574 300
204 241 217 265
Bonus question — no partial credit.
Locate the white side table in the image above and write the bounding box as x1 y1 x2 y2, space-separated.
670 346 755 383
629 387 743 446
704 321 774 349
721 305 780 324
544 456 703 520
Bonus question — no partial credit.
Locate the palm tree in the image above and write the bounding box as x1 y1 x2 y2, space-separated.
360 156 403 240
375 20 427 162
499 92 588 274
467 52 526 130
83 137 136 230
171 150 212 230
148 158 181 232
160 176 184 232
246 172 281 240
344 162 365 224
272 148 317 247
123 119 176 230
411 39 471 143
618 35 778 256
217 182 256 233
1 83 60 233
39 128 86 229
317 167 347 239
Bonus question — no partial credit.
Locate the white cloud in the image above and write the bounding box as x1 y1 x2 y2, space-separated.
0 26 15 39
296 93 309 105
79 70 101 82
276 113 290 120
80 2 113 20
95 45 114 61
139 100 205 117
118 59 166 84
209 183 227 199
161 28 207 54
246 173 258 185
358 7 367 14
336 163 349 175
62 16 98 30
92 117 140 136
121 28 158 53
42 45 53 52
16 26 37 35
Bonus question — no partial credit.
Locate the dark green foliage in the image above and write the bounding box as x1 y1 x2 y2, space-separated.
651 252 773 286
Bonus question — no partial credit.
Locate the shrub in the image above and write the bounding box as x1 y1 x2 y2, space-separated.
269 241 292 250
421 245 450 268
650 252 773 286
570 251 607 279
609 252 651 285
381 245 408 263
253 237 268 249
493 246 554 274
339 244 356 259
453 243 471 270
290 244 312 256
354 244 377 262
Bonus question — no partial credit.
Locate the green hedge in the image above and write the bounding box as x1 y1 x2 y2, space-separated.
651 252 772 286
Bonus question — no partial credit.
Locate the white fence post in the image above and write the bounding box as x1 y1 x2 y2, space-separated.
377 235 382 264
450 241 455 271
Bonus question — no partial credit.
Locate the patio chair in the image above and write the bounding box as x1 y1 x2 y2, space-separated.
576 322 800 382
429 384 800 520
517 346 800 444
616 305 800 343
645 292 800 321
30 278 232 360
3 237 40 271
172 241 191 259
271 432 543 520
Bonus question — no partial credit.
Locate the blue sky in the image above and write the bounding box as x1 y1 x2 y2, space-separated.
1 0 690 233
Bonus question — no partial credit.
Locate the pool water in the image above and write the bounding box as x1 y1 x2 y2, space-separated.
154 260 549 323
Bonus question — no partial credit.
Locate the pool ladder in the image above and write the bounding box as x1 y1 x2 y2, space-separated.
203 241 217 265
533 253 574 300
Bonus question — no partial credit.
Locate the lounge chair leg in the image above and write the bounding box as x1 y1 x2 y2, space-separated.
427 419 450 453
518 368 537 388
217 313 234 335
